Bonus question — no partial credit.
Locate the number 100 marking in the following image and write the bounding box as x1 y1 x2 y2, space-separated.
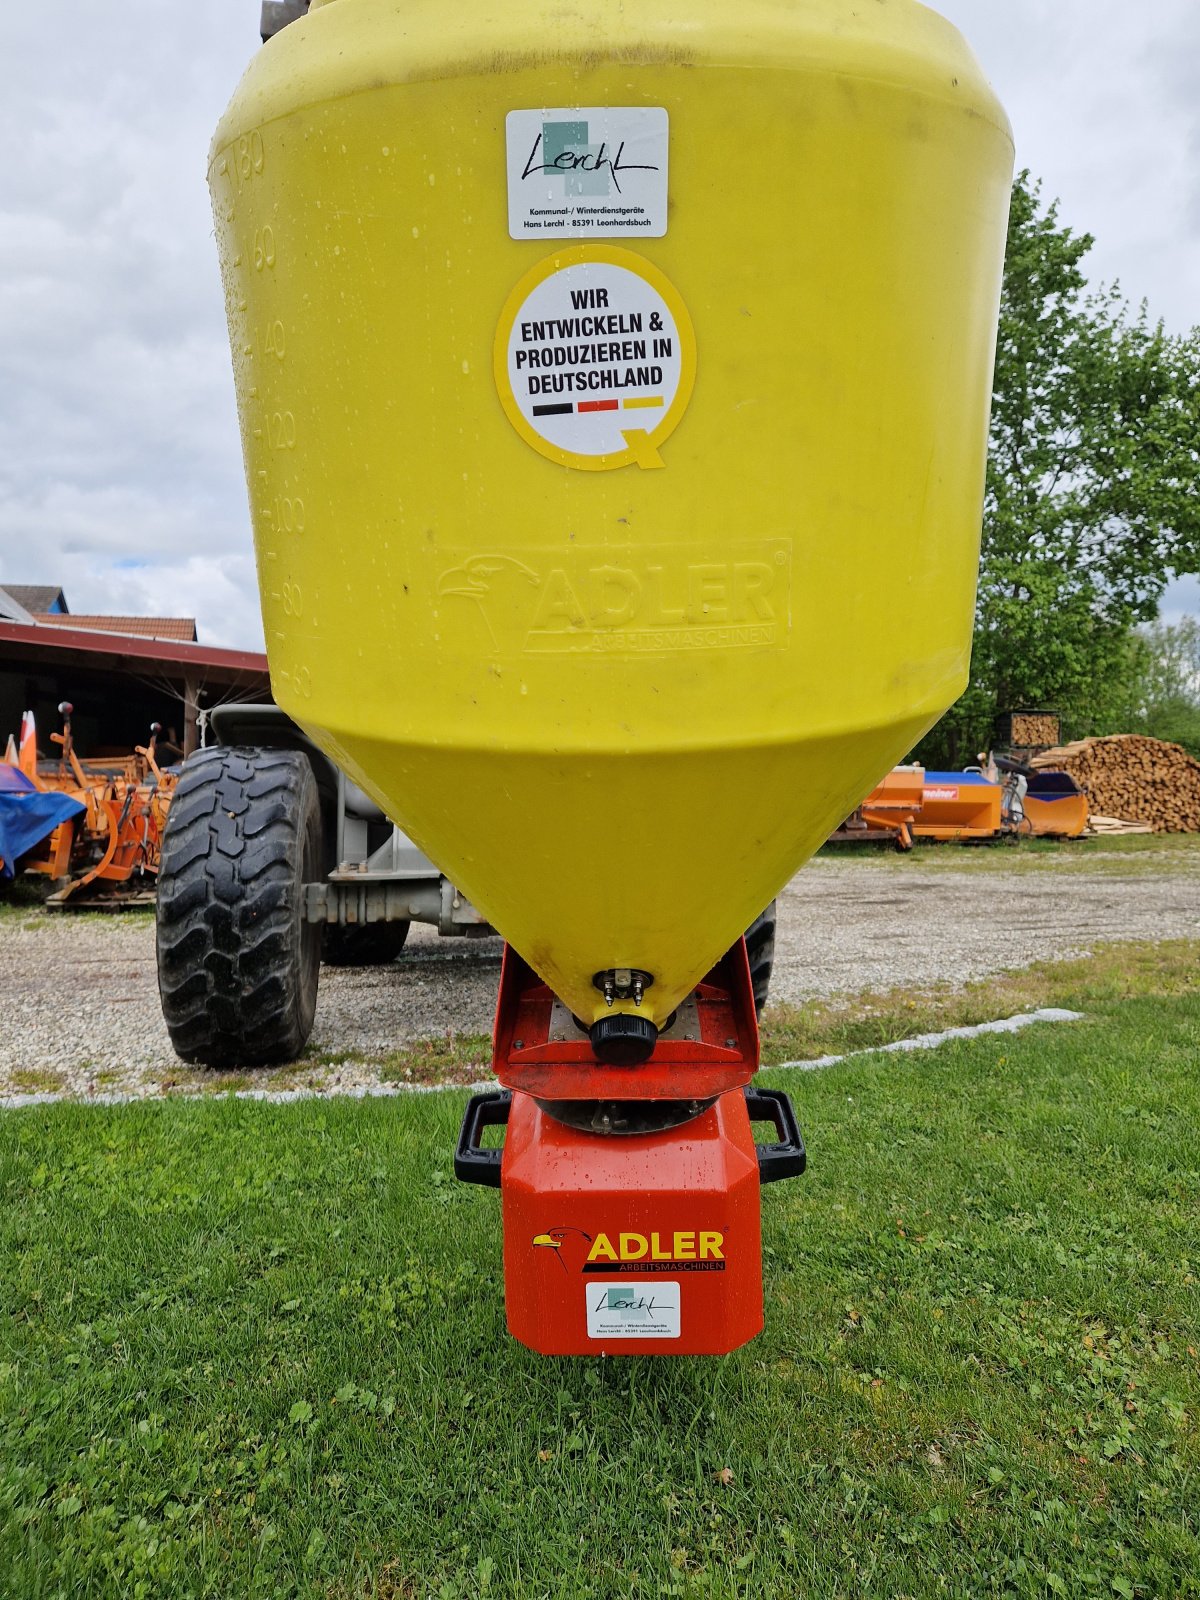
271 495 305 534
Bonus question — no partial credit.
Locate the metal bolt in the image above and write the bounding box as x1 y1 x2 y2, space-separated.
513 1039 524 1051
724 1038 736 1050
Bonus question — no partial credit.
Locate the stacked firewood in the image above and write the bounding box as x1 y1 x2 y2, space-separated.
1031 735 1200 832
1085 814 1154 837
1006 711 1061 748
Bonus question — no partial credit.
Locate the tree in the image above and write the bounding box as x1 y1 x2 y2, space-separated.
1124 617 1200 756
918 174 1200 767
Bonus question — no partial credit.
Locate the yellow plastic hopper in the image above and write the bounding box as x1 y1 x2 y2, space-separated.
210 0 1013 1026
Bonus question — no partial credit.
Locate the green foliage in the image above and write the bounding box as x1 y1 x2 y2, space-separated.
1119 618 1200 756
3 965 1200 1597
920 174 1200 766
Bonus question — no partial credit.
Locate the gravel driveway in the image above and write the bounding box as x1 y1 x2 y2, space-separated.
771 858 1200 1001
2 853 1197 1102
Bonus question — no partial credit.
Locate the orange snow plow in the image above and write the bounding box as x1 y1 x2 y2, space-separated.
3 704 178 905
834 762 1089 847
996 759 1089 839
831 765 925 850
1021 780 1089 839
911 771 1004 841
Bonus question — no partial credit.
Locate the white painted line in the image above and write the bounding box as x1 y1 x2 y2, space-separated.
0 1010 1084 1112
770 1008 1085 1072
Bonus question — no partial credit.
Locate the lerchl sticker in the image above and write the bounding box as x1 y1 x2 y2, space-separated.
585 1281 681 1339
505 107 669 240
493 245 696 472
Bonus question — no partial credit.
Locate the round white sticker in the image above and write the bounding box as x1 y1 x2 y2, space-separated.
494 245 697 471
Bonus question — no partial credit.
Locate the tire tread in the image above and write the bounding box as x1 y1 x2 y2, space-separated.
156 746 322 1066
743 900 777 1016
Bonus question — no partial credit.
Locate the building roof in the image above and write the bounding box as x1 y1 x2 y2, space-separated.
0 617 269 689
6 585 68 613
34 613 198 642
0 587 34 624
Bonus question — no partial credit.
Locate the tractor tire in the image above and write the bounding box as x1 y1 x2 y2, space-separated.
322 921 410 967
156 746 323 1066
743 900 777 1015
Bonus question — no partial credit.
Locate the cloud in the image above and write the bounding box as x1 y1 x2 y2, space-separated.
0 477 264 648
0 1 257 646
938 0 1200 332
86 551 266 652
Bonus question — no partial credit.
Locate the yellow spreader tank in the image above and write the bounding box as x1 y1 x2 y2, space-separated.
210 0 1013 1031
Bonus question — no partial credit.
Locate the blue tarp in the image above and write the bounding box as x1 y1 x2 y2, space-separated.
0 764 34 794
0 769 86 879
924 770 992 787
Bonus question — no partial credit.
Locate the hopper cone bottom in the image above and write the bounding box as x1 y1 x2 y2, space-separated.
303 711 945 1025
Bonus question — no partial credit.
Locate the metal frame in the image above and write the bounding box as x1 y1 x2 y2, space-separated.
209 703 490 937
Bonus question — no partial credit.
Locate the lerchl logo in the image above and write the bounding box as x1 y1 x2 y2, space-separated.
583 1230 726 1275
520 119 659 198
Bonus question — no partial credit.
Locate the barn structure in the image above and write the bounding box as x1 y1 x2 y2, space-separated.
0 584 270 761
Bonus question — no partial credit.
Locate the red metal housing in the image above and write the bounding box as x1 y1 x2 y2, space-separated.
477 941 771 1355
492 944 758 1104
501 1089 764 1356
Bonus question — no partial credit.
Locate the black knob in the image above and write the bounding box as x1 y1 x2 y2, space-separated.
589 1013 658 1066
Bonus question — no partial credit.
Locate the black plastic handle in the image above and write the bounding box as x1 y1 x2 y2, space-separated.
454 1090 512 1187
744 1088 806 1184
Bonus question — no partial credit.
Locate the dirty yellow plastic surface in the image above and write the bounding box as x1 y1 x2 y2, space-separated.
210 0 1013 1025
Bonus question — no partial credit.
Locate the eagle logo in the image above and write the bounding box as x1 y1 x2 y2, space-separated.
531 1226 593 1273
437 555 541 651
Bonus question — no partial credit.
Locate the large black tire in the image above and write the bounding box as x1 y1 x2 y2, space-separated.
322 921 410 967
156 746 323 1066
743 901 777 1015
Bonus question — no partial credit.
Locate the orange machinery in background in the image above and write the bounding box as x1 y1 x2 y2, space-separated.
1006 765 1090 840
835 764 1089 847
831 765 925 850
911 770 1004 841
5 704 177 905
1023 785 1089 838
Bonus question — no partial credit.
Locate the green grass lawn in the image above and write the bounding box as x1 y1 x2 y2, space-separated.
3 980 1198 1598
815 833 1200 875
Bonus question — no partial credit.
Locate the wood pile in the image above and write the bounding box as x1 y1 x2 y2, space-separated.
1003 711 1061 748
1085 814 1155 838
1031 735 1200 832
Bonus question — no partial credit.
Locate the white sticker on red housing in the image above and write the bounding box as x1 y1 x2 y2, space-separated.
585 1280 681 1339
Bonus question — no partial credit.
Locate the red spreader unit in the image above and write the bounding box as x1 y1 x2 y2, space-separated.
455 944 805 1356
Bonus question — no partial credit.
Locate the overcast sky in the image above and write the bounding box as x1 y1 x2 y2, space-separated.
1 0 1198 648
